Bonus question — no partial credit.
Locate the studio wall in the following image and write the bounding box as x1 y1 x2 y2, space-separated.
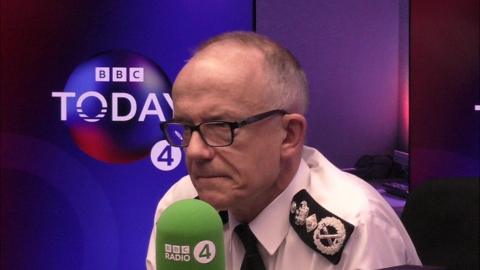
257 0 409 168
410 0 479 188
0 1 252 269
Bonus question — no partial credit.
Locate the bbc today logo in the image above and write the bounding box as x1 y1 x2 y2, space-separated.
51 89 172 122
52 64 171 123
51 50 182 170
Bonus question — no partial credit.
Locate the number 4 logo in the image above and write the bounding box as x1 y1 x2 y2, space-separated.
199 243 212 259
150 140 182 171
193 240 216 264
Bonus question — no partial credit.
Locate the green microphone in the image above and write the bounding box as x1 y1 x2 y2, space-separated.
156 199 225 270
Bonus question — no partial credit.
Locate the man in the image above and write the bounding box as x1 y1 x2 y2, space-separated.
146 31 421 270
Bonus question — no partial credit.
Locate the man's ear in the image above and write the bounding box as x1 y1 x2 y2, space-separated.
280 114 307 158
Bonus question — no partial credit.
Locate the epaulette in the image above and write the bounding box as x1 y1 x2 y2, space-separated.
289 189 354 265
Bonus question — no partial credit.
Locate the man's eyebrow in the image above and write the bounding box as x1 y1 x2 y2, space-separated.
170 116 191 123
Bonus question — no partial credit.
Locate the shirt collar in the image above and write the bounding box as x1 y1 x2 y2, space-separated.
229 159 309 255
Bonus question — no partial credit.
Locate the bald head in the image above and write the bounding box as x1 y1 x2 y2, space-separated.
173 41 270 117
184 31 309 114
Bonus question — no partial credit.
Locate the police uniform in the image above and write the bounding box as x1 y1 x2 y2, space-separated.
146 146 421 270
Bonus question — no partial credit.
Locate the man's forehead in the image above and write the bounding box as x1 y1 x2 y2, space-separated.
173 45 266 94
172 80 264 122
173 104 244 122
177 45 258 79
171 41 269 120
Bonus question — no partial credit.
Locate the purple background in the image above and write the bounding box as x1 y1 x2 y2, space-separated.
257 0 410 168
1 0 479 269
410 0 479 188
257 0 478 188
1 1 252 269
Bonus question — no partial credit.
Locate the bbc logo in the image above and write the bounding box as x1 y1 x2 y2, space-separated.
164 244 190 254
95 67 144 82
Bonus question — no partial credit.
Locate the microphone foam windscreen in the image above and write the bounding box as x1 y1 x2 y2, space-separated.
156 199 225 270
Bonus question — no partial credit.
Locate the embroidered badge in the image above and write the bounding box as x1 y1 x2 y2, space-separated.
305 214 318 232
294 201 309 225
313 217 346 255
289 189 355 265
290 201 297 214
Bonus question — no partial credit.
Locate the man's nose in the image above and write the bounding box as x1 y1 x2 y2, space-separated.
185 131 215 160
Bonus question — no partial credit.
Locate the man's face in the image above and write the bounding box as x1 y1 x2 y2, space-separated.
171 44 286 214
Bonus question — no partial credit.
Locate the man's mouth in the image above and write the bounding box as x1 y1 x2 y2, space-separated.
196 175 224 179
194 174 230 181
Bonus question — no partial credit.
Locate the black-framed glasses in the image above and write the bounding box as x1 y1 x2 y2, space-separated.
160 109 287 147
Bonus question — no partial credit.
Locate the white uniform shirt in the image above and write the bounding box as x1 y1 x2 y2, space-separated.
146 146 421 270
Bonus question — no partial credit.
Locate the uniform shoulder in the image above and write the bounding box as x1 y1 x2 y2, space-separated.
289 189 355 265
307 150 390 222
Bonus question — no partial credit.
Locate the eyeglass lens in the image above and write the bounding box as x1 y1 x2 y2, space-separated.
164 122 233 147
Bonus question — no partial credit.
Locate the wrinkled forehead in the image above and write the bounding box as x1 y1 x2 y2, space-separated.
172 43 270 111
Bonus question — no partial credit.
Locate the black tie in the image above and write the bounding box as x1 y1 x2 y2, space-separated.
234 224 266 270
